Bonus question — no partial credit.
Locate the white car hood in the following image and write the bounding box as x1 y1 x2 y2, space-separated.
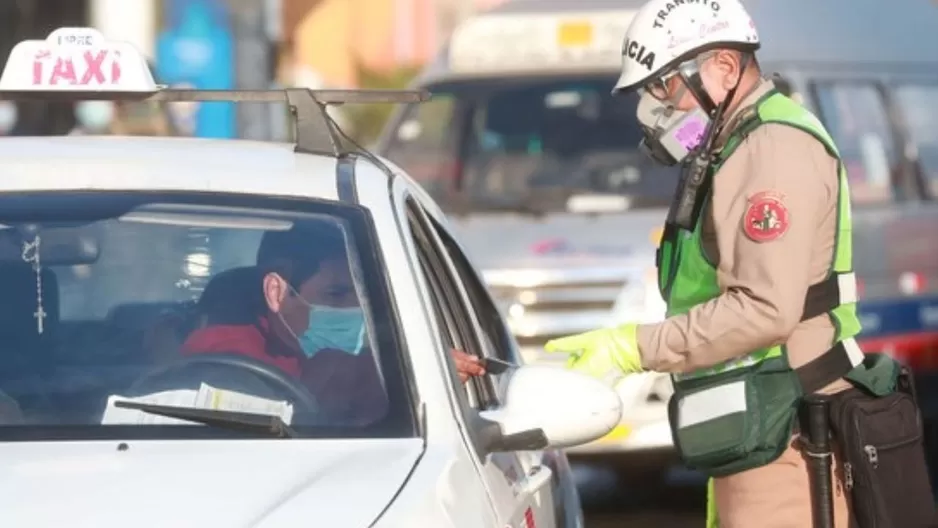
0 438 423 528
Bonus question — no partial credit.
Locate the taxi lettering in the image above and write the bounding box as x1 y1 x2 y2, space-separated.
625 39 656 70
56 34 94 46
32 49 122 86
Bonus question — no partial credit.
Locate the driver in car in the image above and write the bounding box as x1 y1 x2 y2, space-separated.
180 224 485 424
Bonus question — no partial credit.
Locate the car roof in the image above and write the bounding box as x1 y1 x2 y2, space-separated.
0 136 344 200
0 135 444 226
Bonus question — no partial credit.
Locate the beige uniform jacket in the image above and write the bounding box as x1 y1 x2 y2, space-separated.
635 79 856 527
636 79 843 375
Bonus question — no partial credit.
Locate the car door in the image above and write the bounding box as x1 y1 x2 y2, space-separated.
424 214 569 527
399 190 555 528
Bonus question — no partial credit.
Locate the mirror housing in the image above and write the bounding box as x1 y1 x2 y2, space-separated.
477 365 622 452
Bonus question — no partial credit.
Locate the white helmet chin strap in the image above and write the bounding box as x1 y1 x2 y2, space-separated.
680 51 752 134
677 58 717 117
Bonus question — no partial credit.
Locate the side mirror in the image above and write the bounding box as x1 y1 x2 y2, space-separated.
476 365 622 452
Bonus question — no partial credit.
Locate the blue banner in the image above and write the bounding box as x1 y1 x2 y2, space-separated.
156 0 235 138
857 296 938 338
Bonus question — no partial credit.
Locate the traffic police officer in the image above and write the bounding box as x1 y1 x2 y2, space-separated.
545 0 868 526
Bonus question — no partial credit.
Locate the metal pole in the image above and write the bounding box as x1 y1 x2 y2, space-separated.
226 0 275 140
800 394 835 528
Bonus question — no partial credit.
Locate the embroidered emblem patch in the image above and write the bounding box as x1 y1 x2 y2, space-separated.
743 191 789 242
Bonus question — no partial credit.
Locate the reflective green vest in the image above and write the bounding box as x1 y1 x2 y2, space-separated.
657 90 864 477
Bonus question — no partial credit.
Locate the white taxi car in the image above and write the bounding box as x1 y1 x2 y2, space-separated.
376 1 678 486
0 28 622 528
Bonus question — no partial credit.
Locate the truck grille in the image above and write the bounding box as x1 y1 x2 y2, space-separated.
483 268 629 364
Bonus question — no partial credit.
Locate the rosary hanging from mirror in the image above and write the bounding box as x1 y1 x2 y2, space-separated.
20 235 46 334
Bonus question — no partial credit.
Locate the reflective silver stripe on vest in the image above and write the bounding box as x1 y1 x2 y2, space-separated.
838 272 858 304
841 337 865 366
677 380 747 429
676 337 865 430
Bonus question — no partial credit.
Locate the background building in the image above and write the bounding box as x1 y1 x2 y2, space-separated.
0 0 506 136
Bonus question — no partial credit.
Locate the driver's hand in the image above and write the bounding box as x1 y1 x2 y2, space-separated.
452 349 485 384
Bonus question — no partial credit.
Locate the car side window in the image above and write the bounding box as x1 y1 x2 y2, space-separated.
404 197 500 410
891 84 938 198
429 217 522 366
811 82 903 204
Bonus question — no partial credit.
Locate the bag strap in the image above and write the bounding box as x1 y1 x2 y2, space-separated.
801 271 858 323
796 337 865 395
787 267 862 395
793 270 861 394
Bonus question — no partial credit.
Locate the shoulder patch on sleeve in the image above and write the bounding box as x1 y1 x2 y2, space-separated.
743 190 789 242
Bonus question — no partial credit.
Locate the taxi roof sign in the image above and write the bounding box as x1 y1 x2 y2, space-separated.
0 28 157 95
0 28 430 158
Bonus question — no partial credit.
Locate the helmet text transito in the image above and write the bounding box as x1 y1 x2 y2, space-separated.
613 0 759 93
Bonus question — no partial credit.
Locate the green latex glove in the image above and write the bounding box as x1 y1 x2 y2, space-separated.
543 323 643 379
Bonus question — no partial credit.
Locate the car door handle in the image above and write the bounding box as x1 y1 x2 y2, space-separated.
521 464 552 492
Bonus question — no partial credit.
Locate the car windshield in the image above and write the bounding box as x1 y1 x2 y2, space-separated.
381 74 679 214
0 193 414 441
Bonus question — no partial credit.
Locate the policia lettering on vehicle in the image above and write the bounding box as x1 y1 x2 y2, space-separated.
544 1 935 527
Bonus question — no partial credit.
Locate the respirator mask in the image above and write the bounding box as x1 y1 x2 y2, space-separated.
635 52 752 167
636 88 710 166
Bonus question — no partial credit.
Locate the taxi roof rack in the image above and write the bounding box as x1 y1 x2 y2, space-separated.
1 87 430 156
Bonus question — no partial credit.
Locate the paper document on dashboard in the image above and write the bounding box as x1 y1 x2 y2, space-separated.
100 388 199 425
193 384 294 424
101 383 294 425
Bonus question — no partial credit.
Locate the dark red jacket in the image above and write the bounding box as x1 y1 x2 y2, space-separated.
181 318 387 424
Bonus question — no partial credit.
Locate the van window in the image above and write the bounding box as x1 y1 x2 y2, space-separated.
892 84 938 197
383 75 678 214
812 83 898 204
386 95 462 199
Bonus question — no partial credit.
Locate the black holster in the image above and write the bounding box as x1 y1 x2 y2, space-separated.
800 394 835 528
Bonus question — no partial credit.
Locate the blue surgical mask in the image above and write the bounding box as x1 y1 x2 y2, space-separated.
281 283 366 358
298 304 366 358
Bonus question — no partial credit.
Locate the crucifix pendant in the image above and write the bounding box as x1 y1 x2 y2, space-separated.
34 306 46 334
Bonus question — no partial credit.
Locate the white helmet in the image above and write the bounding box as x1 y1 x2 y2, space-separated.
613 0 759 93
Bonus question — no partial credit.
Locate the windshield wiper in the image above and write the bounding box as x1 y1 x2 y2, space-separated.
114 400 297 438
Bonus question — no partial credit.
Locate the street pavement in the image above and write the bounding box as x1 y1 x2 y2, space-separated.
575 464 705 527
